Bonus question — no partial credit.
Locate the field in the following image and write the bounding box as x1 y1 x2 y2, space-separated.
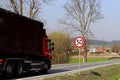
43 64 120 80
69 56 119 63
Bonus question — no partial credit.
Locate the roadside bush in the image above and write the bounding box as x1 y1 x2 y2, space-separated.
48 31 71 64
90 52 101 54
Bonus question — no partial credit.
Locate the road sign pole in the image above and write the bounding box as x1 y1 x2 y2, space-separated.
74 36 84 75
79 48 81 75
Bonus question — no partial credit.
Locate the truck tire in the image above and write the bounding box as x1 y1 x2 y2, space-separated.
42 62 49 74
4 62 14 78
15 62 23 77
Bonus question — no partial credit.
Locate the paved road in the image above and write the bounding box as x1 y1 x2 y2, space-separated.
50 59 120 74
5 59 120 80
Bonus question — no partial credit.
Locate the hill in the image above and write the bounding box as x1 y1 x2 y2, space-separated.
88 39 120 45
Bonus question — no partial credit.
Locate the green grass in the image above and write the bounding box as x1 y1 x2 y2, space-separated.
43 64 120 80
69 57 119 63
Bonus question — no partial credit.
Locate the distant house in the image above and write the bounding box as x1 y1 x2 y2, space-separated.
89 48 97 53
88 47 105 53
97 48 105 53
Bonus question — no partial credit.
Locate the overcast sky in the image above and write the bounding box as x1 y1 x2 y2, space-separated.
43 0 120 41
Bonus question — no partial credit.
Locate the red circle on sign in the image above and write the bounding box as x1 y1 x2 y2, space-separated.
74 36 84 48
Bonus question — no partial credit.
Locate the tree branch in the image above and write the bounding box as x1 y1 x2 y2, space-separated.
10 0 19 14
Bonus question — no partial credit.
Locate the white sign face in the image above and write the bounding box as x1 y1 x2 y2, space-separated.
74 36 84 48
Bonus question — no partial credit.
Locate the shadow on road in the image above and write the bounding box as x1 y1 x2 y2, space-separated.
49 69 70 74
0 69 70 80
0 71 46 80
108 57 120 60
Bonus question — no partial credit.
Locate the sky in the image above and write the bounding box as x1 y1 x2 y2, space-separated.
43 0 120 41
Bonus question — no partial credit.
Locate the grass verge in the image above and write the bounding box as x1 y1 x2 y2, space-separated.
43 64 120 80
69 57 119 63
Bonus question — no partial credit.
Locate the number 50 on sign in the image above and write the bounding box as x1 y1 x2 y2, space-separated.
74 36 85 74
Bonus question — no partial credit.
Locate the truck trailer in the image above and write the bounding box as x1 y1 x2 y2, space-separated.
0 8 54 78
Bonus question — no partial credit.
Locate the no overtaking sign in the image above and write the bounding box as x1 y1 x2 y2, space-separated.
74 36 84 48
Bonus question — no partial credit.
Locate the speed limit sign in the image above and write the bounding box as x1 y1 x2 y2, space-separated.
74 36 84 73
74 36 84 48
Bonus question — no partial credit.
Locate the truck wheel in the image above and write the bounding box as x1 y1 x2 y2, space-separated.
4 62 14 78
43 63 49 74
16 62 23 77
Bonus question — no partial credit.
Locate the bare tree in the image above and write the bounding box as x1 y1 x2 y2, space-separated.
1 0 54 19
29 0 40 19
111 43 120 53
59 0 103 62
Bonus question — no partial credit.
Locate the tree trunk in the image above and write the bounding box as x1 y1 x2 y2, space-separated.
20 0 23 15
83 49 87 62
58 53 60 64
83 41 88 63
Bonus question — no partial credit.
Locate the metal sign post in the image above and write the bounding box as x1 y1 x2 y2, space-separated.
79 48 81 73
74 36 84 75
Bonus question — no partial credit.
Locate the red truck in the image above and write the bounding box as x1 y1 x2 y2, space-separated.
0 8 54 78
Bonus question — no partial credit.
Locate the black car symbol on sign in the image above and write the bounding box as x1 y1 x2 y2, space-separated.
76 39 82 45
